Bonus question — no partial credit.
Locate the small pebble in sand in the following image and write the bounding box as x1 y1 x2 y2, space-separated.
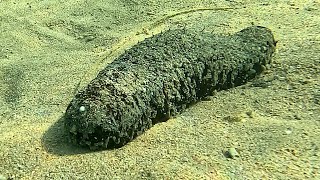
285 128 293 135
294 114 302 120
224 110 256 123
226 148 240 159
246 111 254 118
79 106 86 112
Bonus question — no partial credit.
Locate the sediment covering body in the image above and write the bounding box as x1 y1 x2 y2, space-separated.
64 26 276 149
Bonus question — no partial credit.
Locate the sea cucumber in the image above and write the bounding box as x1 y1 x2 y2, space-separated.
64 26 276 149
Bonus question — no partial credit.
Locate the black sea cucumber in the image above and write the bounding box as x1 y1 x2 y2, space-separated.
64 26 276 149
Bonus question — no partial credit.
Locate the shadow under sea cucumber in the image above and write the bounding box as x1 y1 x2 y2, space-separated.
64 26 276 150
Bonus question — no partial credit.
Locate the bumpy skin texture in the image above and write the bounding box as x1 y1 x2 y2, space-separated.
64 26 276 149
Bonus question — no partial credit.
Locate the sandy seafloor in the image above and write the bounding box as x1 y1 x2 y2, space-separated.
0 0 320 179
